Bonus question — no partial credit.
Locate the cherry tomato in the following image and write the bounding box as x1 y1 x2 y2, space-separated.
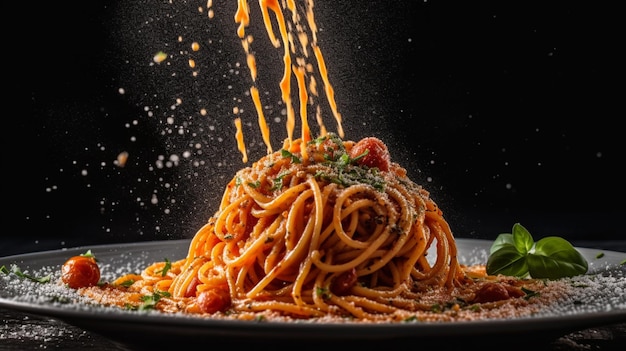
349 137 391 172
472 282 510 303
197 287 231 314
184 276 201 298
61 255 101 289
330 267 357 296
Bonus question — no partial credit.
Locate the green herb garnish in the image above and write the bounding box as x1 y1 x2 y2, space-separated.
155 258 172 277
521 286 539 300
0 264 51 283
486 223 588 279
316 286 331 300
119 279 135 288
281 149 301 164
270 171 290 191
80 249 97 260
138 290 171 310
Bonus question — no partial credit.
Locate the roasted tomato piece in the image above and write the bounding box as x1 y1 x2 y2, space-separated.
61 255 101 289
472 282 510 303
197 287 231 314
330 268 358 296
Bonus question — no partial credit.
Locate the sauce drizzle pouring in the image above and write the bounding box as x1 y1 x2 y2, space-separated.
234 0 344 161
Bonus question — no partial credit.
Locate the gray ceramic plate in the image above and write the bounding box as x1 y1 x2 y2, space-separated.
1 239 624 343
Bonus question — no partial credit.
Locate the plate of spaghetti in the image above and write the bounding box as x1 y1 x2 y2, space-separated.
1 135 625 346
8 0 625 348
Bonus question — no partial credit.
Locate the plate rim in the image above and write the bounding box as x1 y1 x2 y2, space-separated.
1 238 625 340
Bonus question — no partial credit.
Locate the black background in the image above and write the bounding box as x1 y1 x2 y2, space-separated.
7 1 623 256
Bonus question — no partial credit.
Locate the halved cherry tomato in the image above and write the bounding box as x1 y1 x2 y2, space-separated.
61 255 101 289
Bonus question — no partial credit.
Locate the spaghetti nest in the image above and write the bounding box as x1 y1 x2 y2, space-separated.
113 134 467 320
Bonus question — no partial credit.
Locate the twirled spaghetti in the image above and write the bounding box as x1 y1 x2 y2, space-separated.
167 134 462 320
74 135 571 323
69 1 576 323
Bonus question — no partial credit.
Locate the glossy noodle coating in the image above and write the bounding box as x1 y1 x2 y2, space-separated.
120 135 463 317
75 135 572 322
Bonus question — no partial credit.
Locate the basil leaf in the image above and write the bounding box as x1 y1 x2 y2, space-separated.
489 233 515 254
527 236 589 279
486 246 529 277
511 223 534 254
487 224 589 279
